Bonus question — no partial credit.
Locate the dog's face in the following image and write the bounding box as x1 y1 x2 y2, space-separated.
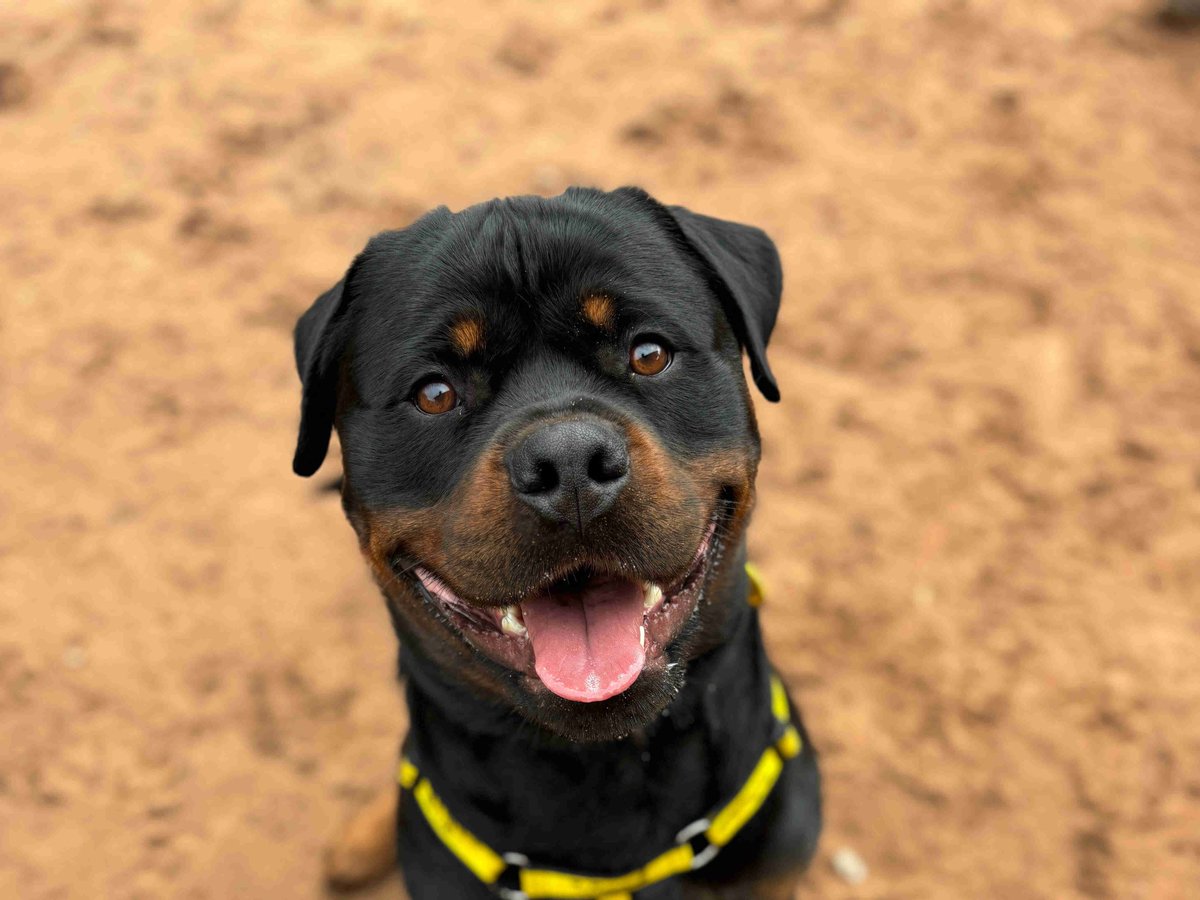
292 187 781 741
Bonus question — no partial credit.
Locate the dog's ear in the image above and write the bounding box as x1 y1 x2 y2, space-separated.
292 209 452 476
292 265 357 477
664 205 783 401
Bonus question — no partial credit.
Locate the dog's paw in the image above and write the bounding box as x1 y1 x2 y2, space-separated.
324 782 399 890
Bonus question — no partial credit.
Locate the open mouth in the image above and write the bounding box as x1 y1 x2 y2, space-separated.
407 517 722 704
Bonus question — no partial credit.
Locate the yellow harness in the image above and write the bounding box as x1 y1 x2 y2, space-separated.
398 564 800 900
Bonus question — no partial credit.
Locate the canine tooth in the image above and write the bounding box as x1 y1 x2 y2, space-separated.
639 625 646 648
500 606 527 637
643 583 663 610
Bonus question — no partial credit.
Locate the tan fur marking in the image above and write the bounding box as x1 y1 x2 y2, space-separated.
323 781 399 889
581 293 616 331
449 317 485 356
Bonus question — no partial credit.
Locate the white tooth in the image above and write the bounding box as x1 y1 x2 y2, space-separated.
501 606 527 637
643 583 664 611
639 625 646 648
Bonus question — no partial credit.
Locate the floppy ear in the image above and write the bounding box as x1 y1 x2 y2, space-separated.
663 205 783 402
292 209 453 476
292 273 353 477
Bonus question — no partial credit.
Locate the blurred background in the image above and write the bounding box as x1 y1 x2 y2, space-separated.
2 1 1199 897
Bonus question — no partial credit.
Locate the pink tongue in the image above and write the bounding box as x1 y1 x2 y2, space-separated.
521 577 647 703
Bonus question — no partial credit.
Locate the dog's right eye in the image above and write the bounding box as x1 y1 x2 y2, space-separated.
414 379 458 415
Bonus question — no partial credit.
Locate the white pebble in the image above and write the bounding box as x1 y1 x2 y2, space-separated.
831 847 868 885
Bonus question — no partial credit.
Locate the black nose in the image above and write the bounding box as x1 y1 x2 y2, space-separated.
507 418 630 531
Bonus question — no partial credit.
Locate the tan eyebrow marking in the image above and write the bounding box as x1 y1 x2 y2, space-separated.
581 293 616 331
449 317 485 357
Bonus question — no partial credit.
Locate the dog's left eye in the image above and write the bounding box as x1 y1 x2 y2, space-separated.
629 338 672 377
414 379 458 415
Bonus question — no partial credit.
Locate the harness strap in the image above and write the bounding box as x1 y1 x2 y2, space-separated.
399 565 801 900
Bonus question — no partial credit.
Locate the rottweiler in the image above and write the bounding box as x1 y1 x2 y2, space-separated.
292 187 821 899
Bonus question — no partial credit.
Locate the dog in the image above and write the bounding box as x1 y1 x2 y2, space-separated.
292 186 821 899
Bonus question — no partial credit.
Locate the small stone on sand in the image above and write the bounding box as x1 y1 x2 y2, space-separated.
831 846 869 885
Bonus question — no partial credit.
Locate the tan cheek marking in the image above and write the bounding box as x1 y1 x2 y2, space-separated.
453 445 514 525
582 293 616 331
360 507 444 592
449 317 485 357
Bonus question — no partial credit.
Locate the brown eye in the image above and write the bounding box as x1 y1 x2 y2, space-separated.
630 339 672 376
414 379 458 415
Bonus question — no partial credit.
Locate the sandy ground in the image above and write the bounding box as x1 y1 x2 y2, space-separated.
2 1 1200 897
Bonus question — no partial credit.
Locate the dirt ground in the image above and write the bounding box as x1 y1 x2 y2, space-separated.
2 1 1199 897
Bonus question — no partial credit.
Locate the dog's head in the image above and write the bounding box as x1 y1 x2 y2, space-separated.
292 187 781 741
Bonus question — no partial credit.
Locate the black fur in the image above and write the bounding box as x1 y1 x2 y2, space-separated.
398 566 821 898
291 187 820 898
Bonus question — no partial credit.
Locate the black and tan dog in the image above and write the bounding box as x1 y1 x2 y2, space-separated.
292 187 821 899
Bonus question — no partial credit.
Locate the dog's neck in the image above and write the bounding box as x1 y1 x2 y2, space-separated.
397 548 780 873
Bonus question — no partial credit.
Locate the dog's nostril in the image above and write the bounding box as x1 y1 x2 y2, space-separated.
512 458 557 494
532 460 559 493
588 446 628 484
